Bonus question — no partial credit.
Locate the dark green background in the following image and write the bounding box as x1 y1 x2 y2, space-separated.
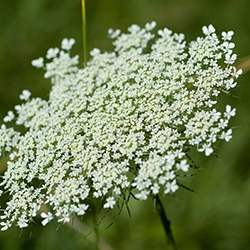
0 0 250 249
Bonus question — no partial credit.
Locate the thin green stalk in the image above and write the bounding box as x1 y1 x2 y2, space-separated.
154 195 177 250
92 204 100 250
81 0 87 66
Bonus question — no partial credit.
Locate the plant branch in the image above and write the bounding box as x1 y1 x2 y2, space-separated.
154 195 177 250
67 216 113 250
92 204 100 250
81 0 88 66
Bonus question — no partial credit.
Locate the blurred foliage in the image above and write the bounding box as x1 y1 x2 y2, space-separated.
0 0 250 249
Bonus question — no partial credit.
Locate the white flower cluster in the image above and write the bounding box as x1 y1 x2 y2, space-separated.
0 23 241 230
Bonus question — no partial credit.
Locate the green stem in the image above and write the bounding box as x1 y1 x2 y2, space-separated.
81 0 87 66
92 204 100 250
154 195 177 250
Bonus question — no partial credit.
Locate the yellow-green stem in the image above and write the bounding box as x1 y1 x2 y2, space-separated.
81 0 87 66
92 204 100 250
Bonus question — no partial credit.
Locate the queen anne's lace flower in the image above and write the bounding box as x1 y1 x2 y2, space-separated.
61 38 75 51
19 90 31 101
3 111 15 123
0 22 241 230
46 48 60 59
31 57 44 68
